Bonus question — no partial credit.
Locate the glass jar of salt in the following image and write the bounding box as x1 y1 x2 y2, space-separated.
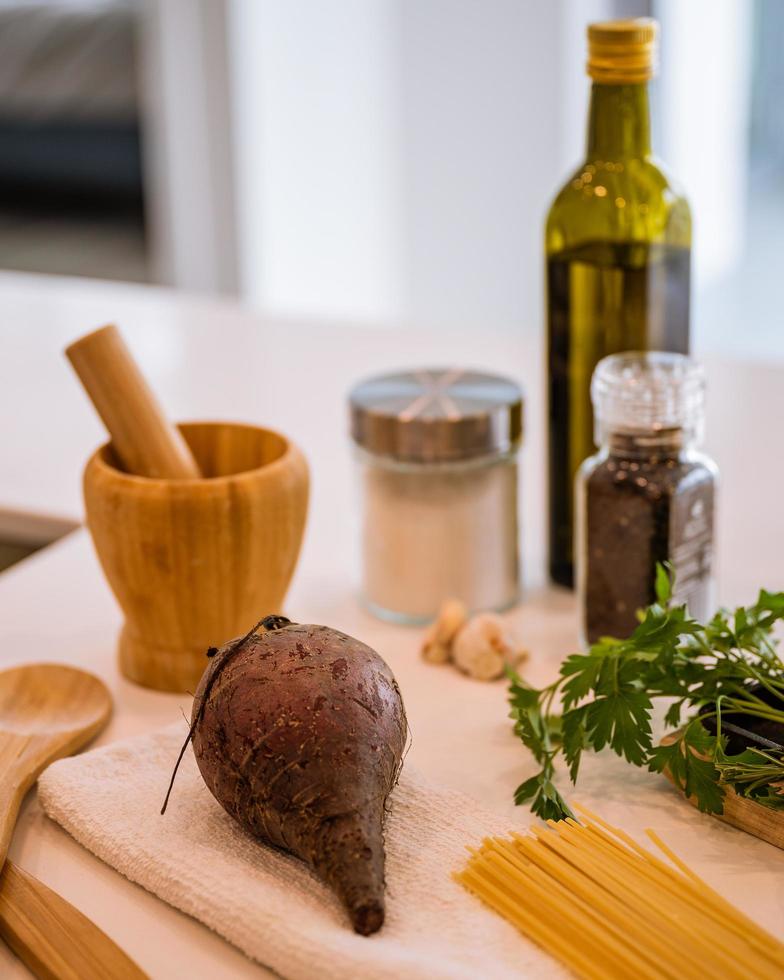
349 368 523 624
576 351 717 645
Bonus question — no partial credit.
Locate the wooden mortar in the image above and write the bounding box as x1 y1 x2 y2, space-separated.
83 421 309 692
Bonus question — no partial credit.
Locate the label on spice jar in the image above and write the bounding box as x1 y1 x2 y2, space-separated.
669 486 714 623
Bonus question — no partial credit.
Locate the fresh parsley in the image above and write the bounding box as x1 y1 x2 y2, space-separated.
508 566 784 820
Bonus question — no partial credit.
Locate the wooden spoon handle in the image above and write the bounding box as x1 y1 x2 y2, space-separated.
65 324 201 480
0 737 34 871
0 860 148 980
0 793 22 876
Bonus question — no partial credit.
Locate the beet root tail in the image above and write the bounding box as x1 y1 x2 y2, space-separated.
313 806 388 936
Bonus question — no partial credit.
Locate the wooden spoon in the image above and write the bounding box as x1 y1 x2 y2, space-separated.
0 663 147 978
0 663 111 867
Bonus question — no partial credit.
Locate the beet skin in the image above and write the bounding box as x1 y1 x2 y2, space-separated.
190 619 407 935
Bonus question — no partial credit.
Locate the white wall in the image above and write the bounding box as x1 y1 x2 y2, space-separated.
230 0 401 323
656 0 753 287
228 0 623 330
394 0 560 330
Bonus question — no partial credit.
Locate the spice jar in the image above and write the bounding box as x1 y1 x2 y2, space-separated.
349 368 523 624
576 352 717 644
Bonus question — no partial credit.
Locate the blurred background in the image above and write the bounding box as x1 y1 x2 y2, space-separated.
0 0 779 358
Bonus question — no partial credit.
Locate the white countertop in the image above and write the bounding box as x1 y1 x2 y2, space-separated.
1 270 783 978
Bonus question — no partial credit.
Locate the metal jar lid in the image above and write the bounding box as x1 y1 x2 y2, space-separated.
349 368 524 463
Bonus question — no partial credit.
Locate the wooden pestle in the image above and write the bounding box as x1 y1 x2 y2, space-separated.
66 324 201 479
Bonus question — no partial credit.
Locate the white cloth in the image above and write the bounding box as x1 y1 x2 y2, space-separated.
38 727 558 980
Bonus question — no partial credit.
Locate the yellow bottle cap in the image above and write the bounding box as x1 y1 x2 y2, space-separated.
587 18 658 84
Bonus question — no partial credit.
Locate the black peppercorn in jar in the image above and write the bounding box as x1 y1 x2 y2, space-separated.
576 352 717 644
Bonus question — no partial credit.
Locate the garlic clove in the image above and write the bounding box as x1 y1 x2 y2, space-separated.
421 598 468 664
452 612 526 681
463 645 505 681
422 641 451 665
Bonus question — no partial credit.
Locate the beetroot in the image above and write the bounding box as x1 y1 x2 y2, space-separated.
166 616 407 935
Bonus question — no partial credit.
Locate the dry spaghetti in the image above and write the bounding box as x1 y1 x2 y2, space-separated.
454 803 784 980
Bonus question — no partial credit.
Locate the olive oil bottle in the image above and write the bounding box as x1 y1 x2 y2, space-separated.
546 19 691 587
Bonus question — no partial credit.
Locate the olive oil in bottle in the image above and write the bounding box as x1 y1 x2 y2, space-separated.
546 19 691 587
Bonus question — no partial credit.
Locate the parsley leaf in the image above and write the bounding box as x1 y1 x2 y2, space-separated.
507 563 784 820
560 652 604 709
514 766 575 822
561 707 586 783
586 687 652 765
655 562 672 604
648 721 725 814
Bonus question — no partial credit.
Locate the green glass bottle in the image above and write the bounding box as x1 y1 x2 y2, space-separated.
546 18 691 587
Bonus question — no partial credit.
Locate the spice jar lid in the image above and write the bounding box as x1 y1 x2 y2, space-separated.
591 351 705 442
349 368 524 463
